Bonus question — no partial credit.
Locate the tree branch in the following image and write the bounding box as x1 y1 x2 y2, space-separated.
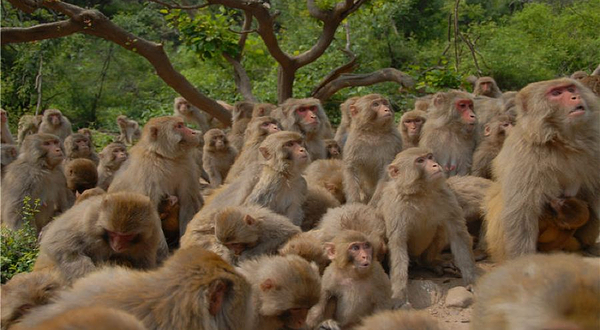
1 20 83 44
313 68 415 101
4 0 232 126
148 0 209 10
223 53 256 102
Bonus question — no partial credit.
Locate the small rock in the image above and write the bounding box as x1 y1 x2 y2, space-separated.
407 280 443 309
445 286 474 308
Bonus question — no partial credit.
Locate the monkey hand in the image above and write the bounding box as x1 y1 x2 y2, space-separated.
317 319 341 330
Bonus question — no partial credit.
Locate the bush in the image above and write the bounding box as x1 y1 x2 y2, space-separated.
1 197 41 283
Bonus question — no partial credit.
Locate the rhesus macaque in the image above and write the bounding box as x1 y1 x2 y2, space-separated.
356 310 440 330
0 143 18 176
214 205 301 261
420 91 477 176
178 208 234 263
272 97 331 160
471 253 600 330
301 185 341 231
1 109 14 144
203 129 237 188
398 109 427 149
17 114 42 145
473 76 502 98
377 148 476 307
64 158 98 194
108 116 203 236
252 102 277 118
593 63 600 76
158 195 180 249
537 196 590 252
227 101 255 151
580 74 600 96
414 95 433 112
116 115 141 146
173 96 210 133
34 192 164 283
1 271 66 330
200 131 309 226
324 139 342 159
225 116 281 183
1 134 73 232
96 142 128 190
77 127 93 141
21 248 253 330
471 114 513 179
447 175 493 224
279 233 330 274
75 187 105 204
38 109 72 141
570 70 588 80
307 230 391 329
343 94 402 203
22 307 147 330
305 159 345 204
485 78 600 262
63 133 99 165
334 96 359 148
238 254 321 330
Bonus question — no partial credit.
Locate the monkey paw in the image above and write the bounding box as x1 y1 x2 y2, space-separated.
318 319 341 330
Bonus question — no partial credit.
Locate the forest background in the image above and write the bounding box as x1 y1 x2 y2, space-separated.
2 0 599 135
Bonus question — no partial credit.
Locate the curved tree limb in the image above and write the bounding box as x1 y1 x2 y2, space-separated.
3 0 232 126
312 68 415 102
1 20 82 44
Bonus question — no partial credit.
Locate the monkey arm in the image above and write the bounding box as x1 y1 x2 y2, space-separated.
443 200 477 285
306 288 337 328
177 190 203 236
342 162 364 203
386 218 410 305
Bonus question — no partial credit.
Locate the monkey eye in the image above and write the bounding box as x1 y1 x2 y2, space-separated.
372 101 380 107
566 86 576 93
550 89 562 96
175 123 184 129
416 157 425 163
351 244 360 251
364 242 371 249
297 107 308 113
427 154 434 160
284 141 294 147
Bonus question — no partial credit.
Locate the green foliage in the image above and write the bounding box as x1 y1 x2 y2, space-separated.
408 61 464 94
1 197 41 283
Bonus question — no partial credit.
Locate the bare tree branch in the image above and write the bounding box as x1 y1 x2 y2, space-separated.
313 68 415 101
223 53 257 102
148 0 209 10
3 0 232 126
1 20 82 44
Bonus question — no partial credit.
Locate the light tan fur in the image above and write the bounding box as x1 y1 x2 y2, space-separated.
227 101 255 151
96 142 128 190
399 109 427 149
355 310 440 330
334 96 359 148
173 96 210 133
17 115 42 145
305 159 345 204
473 76 502 98
203 128 237 188
38 109 72 141
116 115 141 146
20 307 147 330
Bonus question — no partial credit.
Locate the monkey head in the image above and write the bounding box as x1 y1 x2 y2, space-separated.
247 116 281 139
214 207 259 256
65 133 91 156
324 139 341 159
141 116 200 157
401 110 427 138
100 142 128 167
252 103 277 118
387 148 444 193
65 158 98 193
484 114 513 140
432 91 476 131
350 94 394 129
474 77 500 97
204 129 229 152
22 133 64 169
232 101 255 122
326 230 374 278
280 98 325 135
44 109 63 127
259 131 310 173
174 97 191 115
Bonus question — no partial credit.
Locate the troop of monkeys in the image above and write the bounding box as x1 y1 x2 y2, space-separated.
1 69 599 330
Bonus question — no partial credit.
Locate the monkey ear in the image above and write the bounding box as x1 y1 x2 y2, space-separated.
150 126 159 140
324 242 336 260
349 105 359 117
325 183 336 193
259 147 271 160
260 278 277 291
208 279 227 316
433 93 445 108
243 214 256 226
75 191 82 199
388 165 400 178
483 125 492 137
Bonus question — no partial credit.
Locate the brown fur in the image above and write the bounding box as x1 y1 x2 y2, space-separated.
471 114 514 179
334 96 359 148
75 187 105 204
96 142 128 190
0 143 18 176
21 248 253 330
580 75 600 96
203 129 237 188
64 133 99 165
399 109 427 149
116 115 141 146
252 102 277 118
38 109 72 141
484 78 600 262
356 310 440 330
1 109 14 144
377 148 475 307
173 97 210 133
447 175 493 224
473 76 502 98
324 139 342 159
158 195 180 249
21 307 147 330
301 185 341 231
227 101 255 151
471 254 600 330
305 159 345 204
538 197 590 252
17 115 42 145
278 233 330 274
343 94 403 203
64 158 98 194
108 116 204 236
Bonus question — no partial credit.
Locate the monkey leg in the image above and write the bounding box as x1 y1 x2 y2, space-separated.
537 229 575 252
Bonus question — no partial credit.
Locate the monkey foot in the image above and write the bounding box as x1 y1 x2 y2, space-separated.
318 319 341 330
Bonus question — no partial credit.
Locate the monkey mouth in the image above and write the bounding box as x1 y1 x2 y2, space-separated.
569 105 585 117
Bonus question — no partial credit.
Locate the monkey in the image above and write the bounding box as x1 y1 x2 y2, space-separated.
108 116 204 237
278 233 330 274
64 158 98 194
202 129 238 188
484 78 600 262
592 63 600 76
173 96 211 133
34 192 165 283
473 76 502 98
343 94 403 203
398 109 427 149
471 253 600 330
376 148 476 307
224 116 281 183
324 139 342 159
214 205 301 262
20 247 253 330
419 90 477 176
355 310 440 330
579 74 600 96
237 254 321 330
301 185 341 231
304 159 345 204
21 307 147 330
199 131 309 226
537 196 590 252
307 230 391 329
334 96 359 148
38 109 72 141
471 114 513 179
17 114 42 145
157 194 180 249
75 187 105 204
446 175 493 225
96 142 128 190
1 271 66 330
1 134 73 232
227 100 256 151
272 97 332 160
0 143 18 177
63 133 99 165
116 115 141 146
178 208 235 264
414 95 433 112
252 102 277 118
77 127 93 140
571 70 588 80
1 109 15 144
